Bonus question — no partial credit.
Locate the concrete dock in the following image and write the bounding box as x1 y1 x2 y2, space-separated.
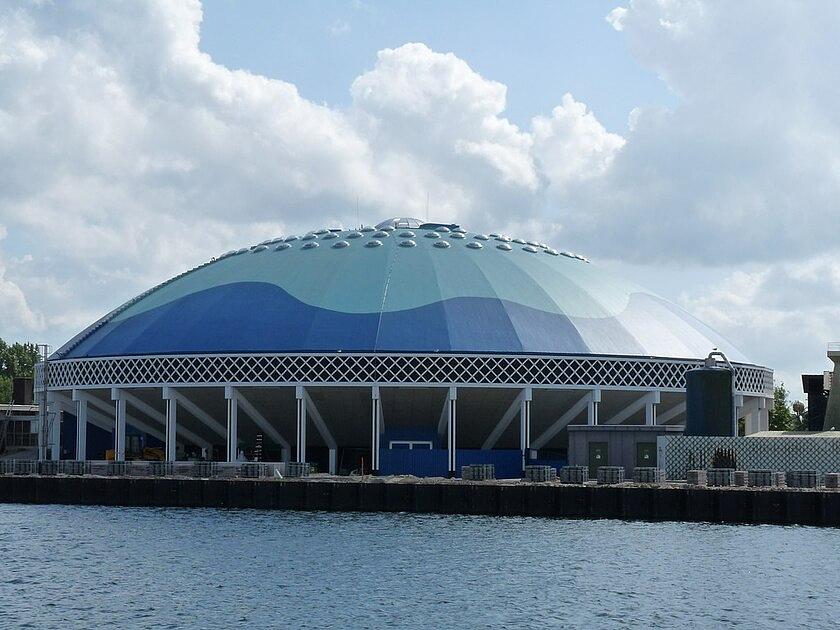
1 475 839 527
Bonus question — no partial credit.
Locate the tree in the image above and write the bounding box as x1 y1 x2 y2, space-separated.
768 382 797 431
0 338 41 404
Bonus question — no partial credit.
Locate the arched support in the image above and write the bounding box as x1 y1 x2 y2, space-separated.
230 388 291 462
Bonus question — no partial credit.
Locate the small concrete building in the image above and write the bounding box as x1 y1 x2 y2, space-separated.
568 425 684 477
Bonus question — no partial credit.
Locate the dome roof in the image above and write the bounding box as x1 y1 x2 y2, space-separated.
54 219 748 362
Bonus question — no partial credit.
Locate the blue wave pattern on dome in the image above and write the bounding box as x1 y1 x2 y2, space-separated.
56 220 748 361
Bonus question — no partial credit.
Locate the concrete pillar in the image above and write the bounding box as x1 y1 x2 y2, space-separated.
520 387 532 471
587 389 601 426
113 394 126 462
371 386 381 473
75 397 88 460
296 386 306 463
447 387 457 476
165 396 177 462
225 387 238 463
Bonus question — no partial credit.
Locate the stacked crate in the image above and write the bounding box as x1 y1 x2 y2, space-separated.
37 461 58 475
461 464 495 481
150 462 173 477
12 460 35 475
61 460 89 476
192 462 219 478
597 466 625 485
524 465 556 482
239 463 267 479
107 461 128 476
634 467 666 484
786 470 819 488
286 462 311 478
686 470 707 486
825 473 840 489
559 465 588 484
747 470 775 487
707 468 734 487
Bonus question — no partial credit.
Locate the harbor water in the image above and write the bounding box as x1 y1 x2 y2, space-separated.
0 504 837 628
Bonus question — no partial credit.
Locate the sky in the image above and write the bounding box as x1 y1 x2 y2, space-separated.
0 0 838 398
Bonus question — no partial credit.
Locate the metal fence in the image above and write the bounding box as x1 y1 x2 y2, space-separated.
659 435 840 480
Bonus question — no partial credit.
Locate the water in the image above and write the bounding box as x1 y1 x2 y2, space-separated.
0 505 837 629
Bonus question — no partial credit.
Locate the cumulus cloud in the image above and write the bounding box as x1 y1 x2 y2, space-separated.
681 255 840 394
563 0 840 265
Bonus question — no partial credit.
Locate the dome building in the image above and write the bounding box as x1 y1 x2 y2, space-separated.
36 218 772 475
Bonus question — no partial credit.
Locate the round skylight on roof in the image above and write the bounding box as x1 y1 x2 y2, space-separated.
284 235 299 242
301 234 318 241
322 233 338 240
523 245 539 253
434 241 450 248
467 242 483 249
302 242 319 250
252 245 268 253
449 233 465 239
474 234 489 240
347 231 363 239
434 226 450 233
399 240 416 248
399 231 415 238
497 243 512 251
332 241 350 249
372 231 390 238
364 240 382 248
424 232 440 239
275 243 291 251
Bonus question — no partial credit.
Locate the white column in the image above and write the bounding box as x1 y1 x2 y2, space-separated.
520 387 532 470
296 386 306 463
645 391 661 426
371 386 381 473
113 392 126 462
165 396 178 462
225 386 238 463
587 389 601 425
447 387 457 476
75 397 88 461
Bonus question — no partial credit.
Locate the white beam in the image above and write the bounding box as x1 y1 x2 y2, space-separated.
656 401 686 425
531 391 592 450
371 386 381 473
164 388 227 439
447 387 457 475
602 391 660 426
303 388 337 474
481 390 525 450
121 390 210 451
232 388 291 462
295 386 306 463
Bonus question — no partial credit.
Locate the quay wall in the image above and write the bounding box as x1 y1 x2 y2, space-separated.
1 477 839 527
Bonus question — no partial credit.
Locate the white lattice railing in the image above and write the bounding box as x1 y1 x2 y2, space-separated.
34 352 772 396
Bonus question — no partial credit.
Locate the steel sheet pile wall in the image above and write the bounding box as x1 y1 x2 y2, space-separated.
661 436 840 480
